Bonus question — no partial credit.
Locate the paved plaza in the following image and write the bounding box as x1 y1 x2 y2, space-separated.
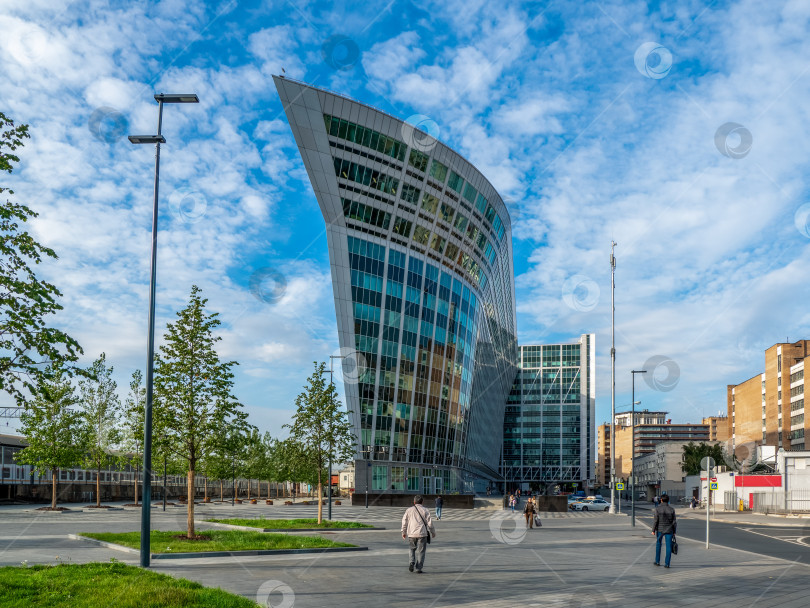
2 502 810 607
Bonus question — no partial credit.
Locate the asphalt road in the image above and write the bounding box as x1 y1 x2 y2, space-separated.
636 511 810 565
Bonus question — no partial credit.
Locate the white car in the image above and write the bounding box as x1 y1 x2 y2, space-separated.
572 498 611 511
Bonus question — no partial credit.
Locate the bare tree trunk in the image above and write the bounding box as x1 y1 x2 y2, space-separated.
187 467 195 537
204 476 208 501
219 480 223 502
96 466 101 507
134 469 139 505
51 469 57 509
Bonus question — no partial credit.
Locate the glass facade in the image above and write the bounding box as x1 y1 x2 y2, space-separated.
502 336 596 491
276 77 517 493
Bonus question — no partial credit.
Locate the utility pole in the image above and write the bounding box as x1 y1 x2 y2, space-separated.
609 241 617 514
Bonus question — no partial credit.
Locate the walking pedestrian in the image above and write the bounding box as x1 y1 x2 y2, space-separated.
523 497 536 529
402 495 436 573
653 495 659 507
652 494 677 568
435 495 443 520
509 494 516 512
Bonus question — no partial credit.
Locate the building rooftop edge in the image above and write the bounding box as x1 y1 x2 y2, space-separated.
273 75 513 227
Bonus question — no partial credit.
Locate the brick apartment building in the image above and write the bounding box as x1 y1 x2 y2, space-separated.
728 339 809 454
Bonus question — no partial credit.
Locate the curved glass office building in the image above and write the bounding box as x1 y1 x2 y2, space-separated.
275 77 517 494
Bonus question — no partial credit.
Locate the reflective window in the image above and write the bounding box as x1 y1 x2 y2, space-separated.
484 204 496 224
429 160 448 184
421 193 440 215
475 193 487 214
447 171 464 193
463 183 478 204
413 226 430 245
439 202 455 223
429 234 445 254
343 198 391 230
445 242 459 261
400 184 421 204
324 114 407 162
334 157 399 195
409 149 429 172
453 213 468 232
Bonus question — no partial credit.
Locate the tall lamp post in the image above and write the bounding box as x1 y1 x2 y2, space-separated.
128 92 199 568
630 369 646 527
609 242 617 514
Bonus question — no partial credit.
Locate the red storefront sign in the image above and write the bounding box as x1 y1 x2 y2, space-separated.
734 475 781 488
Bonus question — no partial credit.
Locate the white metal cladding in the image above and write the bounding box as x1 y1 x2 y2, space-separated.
275 77 517 486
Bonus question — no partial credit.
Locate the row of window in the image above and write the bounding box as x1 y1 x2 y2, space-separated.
334 157 399 195
324 114 407 163
326 110 506 247
790 369 804 384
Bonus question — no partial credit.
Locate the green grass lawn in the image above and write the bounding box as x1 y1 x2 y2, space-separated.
0 562 258 608
81 530 355 553
206 518 373 529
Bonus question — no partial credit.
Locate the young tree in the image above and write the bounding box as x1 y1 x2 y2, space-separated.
121 370 146 504
681 441 725 476
0 113 83 403
285 362 356 523
15 369 86 509
154 286 245 537
79 353 121 507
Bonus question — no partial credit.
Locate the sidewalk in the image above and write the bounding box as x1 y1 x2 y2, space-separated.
2 503 810 606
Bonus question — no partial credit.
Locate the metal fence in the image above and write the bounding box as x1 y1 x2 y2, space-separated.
752 489 810 514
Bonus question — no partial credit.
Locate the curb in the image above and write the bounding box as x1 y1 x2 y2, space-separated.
69 533 368 560
200 520 382 533
68 534 139 554
151 546 368 560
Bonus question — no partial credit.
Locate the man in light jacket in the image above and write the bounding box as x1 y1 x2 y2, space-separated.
401 495 436 573
652 494 677 568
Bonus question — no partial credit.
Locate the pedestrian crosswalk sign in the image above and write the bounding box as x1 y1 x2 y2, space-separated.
710 482 718 490
616 482 625 490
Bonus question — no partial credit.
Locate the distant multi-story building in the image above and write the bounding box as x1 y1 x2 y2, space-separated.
597 413 710 485
502 335 596 491
728 340 810 453
702 415 730 443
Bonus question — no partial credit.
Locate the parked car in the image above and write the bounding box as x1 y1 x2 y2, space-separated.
572 498 611 511
638 491 647 500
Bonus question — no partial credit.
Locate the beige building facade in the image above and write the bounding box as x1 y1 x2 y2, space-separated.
728 340 810 455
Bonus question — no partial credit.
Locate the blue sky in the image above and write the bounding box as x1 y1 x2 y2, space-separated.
1 0 809 438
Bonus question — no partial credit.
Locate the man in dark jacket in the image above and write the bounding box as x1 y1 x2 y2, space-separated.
652 494 676 568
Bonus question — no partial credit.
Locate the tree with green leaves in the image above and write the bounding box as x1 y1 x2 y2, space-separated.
154 285 245 537
0 112 83 404
121 370 146 504
15 368 86 509
79 353 121 507
681 441 725 476
285 362 356 523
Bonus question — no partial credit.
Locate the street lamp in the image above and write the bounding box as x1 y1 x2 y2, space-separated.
609 242 617 514
129 92 199 568
630 369 647 527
